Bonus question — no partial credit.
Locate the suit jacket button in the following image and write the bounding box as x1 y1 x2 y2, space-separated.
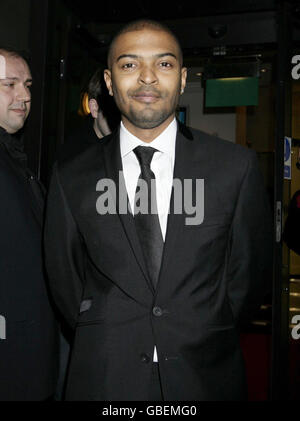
153 306 163 317
140 353 150 363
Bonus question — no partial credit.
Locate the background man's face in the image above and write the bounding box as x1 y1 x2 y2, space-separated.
95 109 111 137
0 55 32 134
89 98 111 138
104 28 187 134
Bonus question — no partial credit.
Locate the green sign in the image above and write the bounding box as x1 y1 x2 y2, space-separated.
205 77 259 107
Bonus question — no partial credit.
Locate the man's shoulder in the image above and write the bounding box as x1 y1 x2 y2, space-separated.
184 125 255 162
58 120 100 162
57 142 101 172
55 132 114 182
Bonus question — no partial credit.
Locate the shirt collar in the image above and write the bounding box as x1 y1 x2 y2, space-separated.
120 118 177 160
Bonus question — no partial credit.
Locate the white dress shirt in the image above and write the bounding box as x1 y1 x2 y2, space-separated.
120 118 177 362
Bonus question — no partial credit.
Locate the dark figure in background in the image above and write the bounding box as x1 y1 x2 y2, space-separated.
45 20 273 401
0 47 59 400
54 66 120 400
283 189 300 255
87 67 120 139
60 67 120 161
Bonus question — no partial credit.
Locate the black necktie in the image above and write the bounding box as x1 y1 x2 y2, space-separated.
133 146 164 289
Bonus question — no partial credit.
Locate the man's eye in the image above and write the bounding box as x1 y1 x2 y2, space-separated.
160 62 172 68
122 63 136 70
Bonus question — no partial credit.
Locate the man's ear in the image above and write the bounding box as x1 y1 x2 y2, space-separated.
180 67 187 94
104 69 113 96
88 99 99 119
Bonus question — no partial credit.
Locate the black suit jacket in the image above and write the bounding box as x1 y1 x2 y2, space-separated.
59 117 100 162
44 123 273 401
0 129 59 400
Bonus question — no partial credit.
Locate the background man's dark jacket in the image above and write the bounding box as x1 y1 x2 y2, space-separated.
45 123 273 401
0 127 59 400
283 189 300 255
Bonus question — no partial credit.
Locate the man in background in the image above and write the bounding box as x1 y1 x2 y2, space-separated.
88 67 120 140
0 47 59 400
60 67 120 161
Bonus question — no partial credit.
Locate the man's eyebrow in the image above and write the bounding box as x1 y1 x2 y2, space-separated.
116 54 138 62
0 77 32 82
116 52 178 62
156 53 178 60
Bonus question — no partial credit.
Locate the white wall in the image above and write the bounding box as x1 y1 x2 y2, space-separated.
179 81 236 143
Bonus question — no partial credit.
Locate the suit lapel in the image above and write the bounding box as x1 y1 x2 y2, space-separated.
102 129 155 295
155 122 195 293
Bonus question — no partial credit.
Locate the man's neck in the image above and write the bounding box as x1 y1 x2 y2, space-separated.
93 121 104 139
122 114 175 143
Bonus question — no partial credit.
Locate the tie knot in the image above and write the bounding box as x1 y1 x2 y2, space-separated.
134 146 157 169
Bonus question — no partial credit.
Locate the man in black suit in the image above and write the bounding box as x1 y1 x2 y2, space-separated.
44 20 273 401
0 47 59 400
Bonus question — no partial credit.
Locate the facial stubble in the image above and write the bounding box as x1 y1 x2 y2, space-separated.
113 80 182 130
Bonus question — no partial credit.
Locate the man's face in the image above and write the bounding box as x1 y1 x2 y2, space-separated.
0 54 32 133
104 28 187 136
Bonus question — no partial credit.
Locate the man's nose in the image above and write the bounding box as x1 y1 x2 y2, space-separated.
138 65 157 85
15 84 31 102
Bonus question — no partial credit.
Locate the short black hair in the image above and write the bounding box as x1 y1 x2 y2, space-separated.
87 67 104 104
87 66 120 129
0 46 30 66
107 19 183 69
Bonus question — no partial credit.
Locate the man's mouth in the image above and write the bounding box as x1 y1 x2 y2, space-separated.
10 108 26 115
131 91 160 104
